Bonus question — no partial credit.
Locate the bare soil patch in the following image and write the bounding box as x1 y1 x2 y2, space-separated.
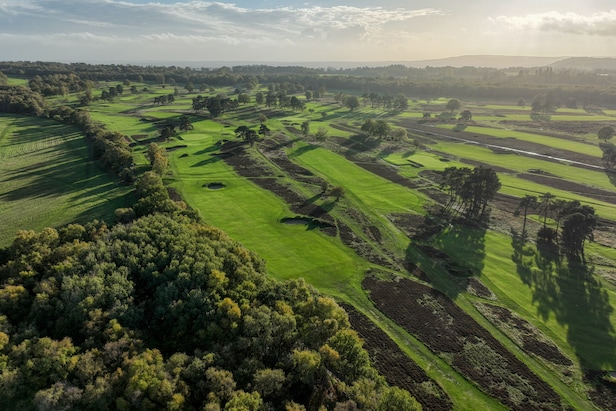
346 156 422 189
584 370 616 411
466 277 497 300
363 276 564 410
341 303 453 411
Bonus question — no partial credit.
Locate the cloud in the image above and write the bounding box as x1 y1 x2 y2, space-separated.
0 1 441 39
0 0 444 61
494 10 616 36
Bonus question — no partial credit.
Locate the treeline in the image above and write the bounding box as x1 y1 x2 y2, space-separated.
2 62 616 107
0 213 420 410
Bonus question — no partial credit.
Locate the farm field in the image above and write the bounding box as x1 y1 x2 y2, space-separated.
6 77 616 410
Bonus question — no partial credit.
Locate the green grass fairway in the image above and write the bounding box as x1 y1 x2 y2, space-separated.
0 114 131 246
166 133 366 297
290 143 426 215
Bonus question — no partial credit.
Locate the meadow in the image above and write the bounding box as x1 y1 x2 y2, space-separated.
0 114 131 246
7 78 616 410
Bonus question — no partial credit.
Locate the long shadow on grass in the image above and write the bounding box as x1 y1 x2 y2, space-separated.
287 144 317 159
190 156 222 168
342 134 381 154
0 148 110 202
407 218 487 300
511 232 616 368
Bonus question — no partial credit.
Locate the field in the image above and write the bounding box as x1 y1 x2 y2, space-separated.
7 79 616 410
0 114 131 246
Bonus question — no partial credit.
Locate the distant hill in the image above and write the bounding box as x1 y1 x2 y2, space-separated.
548 57 616 71
405 55 566 69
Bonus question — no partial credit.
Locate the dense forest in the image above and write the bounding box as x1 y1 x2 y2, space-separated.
0 213 419 410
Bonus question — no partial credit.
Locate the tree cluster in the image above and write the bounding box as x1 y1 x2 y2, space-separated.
192 95 239 117
0 85 46 116
440 166 501 220
517 193 597 264
153 94 175 105
0 214 419 410
28 73 91 97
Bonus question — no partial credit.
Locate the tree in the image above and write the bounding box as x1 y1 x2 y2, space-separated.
315 127 328 142
343 96 360 111
255 92 264 105
461 166 501 219
361 119 375 136
300 121 310 138
538 192 555 229
179 115 194 132
560 207 596 264
390 127 407 142
514 195 537 237
258 124 270 139
361 119 390 139
393 94 408 111
446 99 461 113
373 120 390 139
598 126 614 143
159 122 175 141
238 93 250 104
329 186 345 201
459 110 473 121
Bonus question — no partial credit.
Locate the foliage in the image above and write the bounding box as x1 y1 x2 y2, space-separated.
598 126 614 143
360 119 390 139
446 99 461 113
0 214 412 410
440 166 501 220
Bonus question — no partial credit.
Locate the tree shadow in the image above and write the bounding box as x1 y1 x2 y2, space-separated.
510 234 616 368
598 143 616 188
342 134 381 154
406 217 487 300
190 156 222 168
287 144 318 159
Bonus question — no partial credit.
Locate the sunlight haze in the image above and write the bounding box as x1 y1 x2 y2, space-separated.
1 0 614 63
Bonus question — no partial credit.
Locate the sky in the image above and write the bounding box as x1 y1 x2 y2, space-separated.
1 0 615 64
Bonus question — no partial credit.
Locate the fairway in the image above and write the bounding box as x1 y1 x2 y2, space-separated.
167 133 367 296
0 114 131 246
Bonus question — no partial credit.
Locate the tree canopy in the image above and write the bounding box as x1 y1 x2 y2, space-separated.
0 214 417 410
